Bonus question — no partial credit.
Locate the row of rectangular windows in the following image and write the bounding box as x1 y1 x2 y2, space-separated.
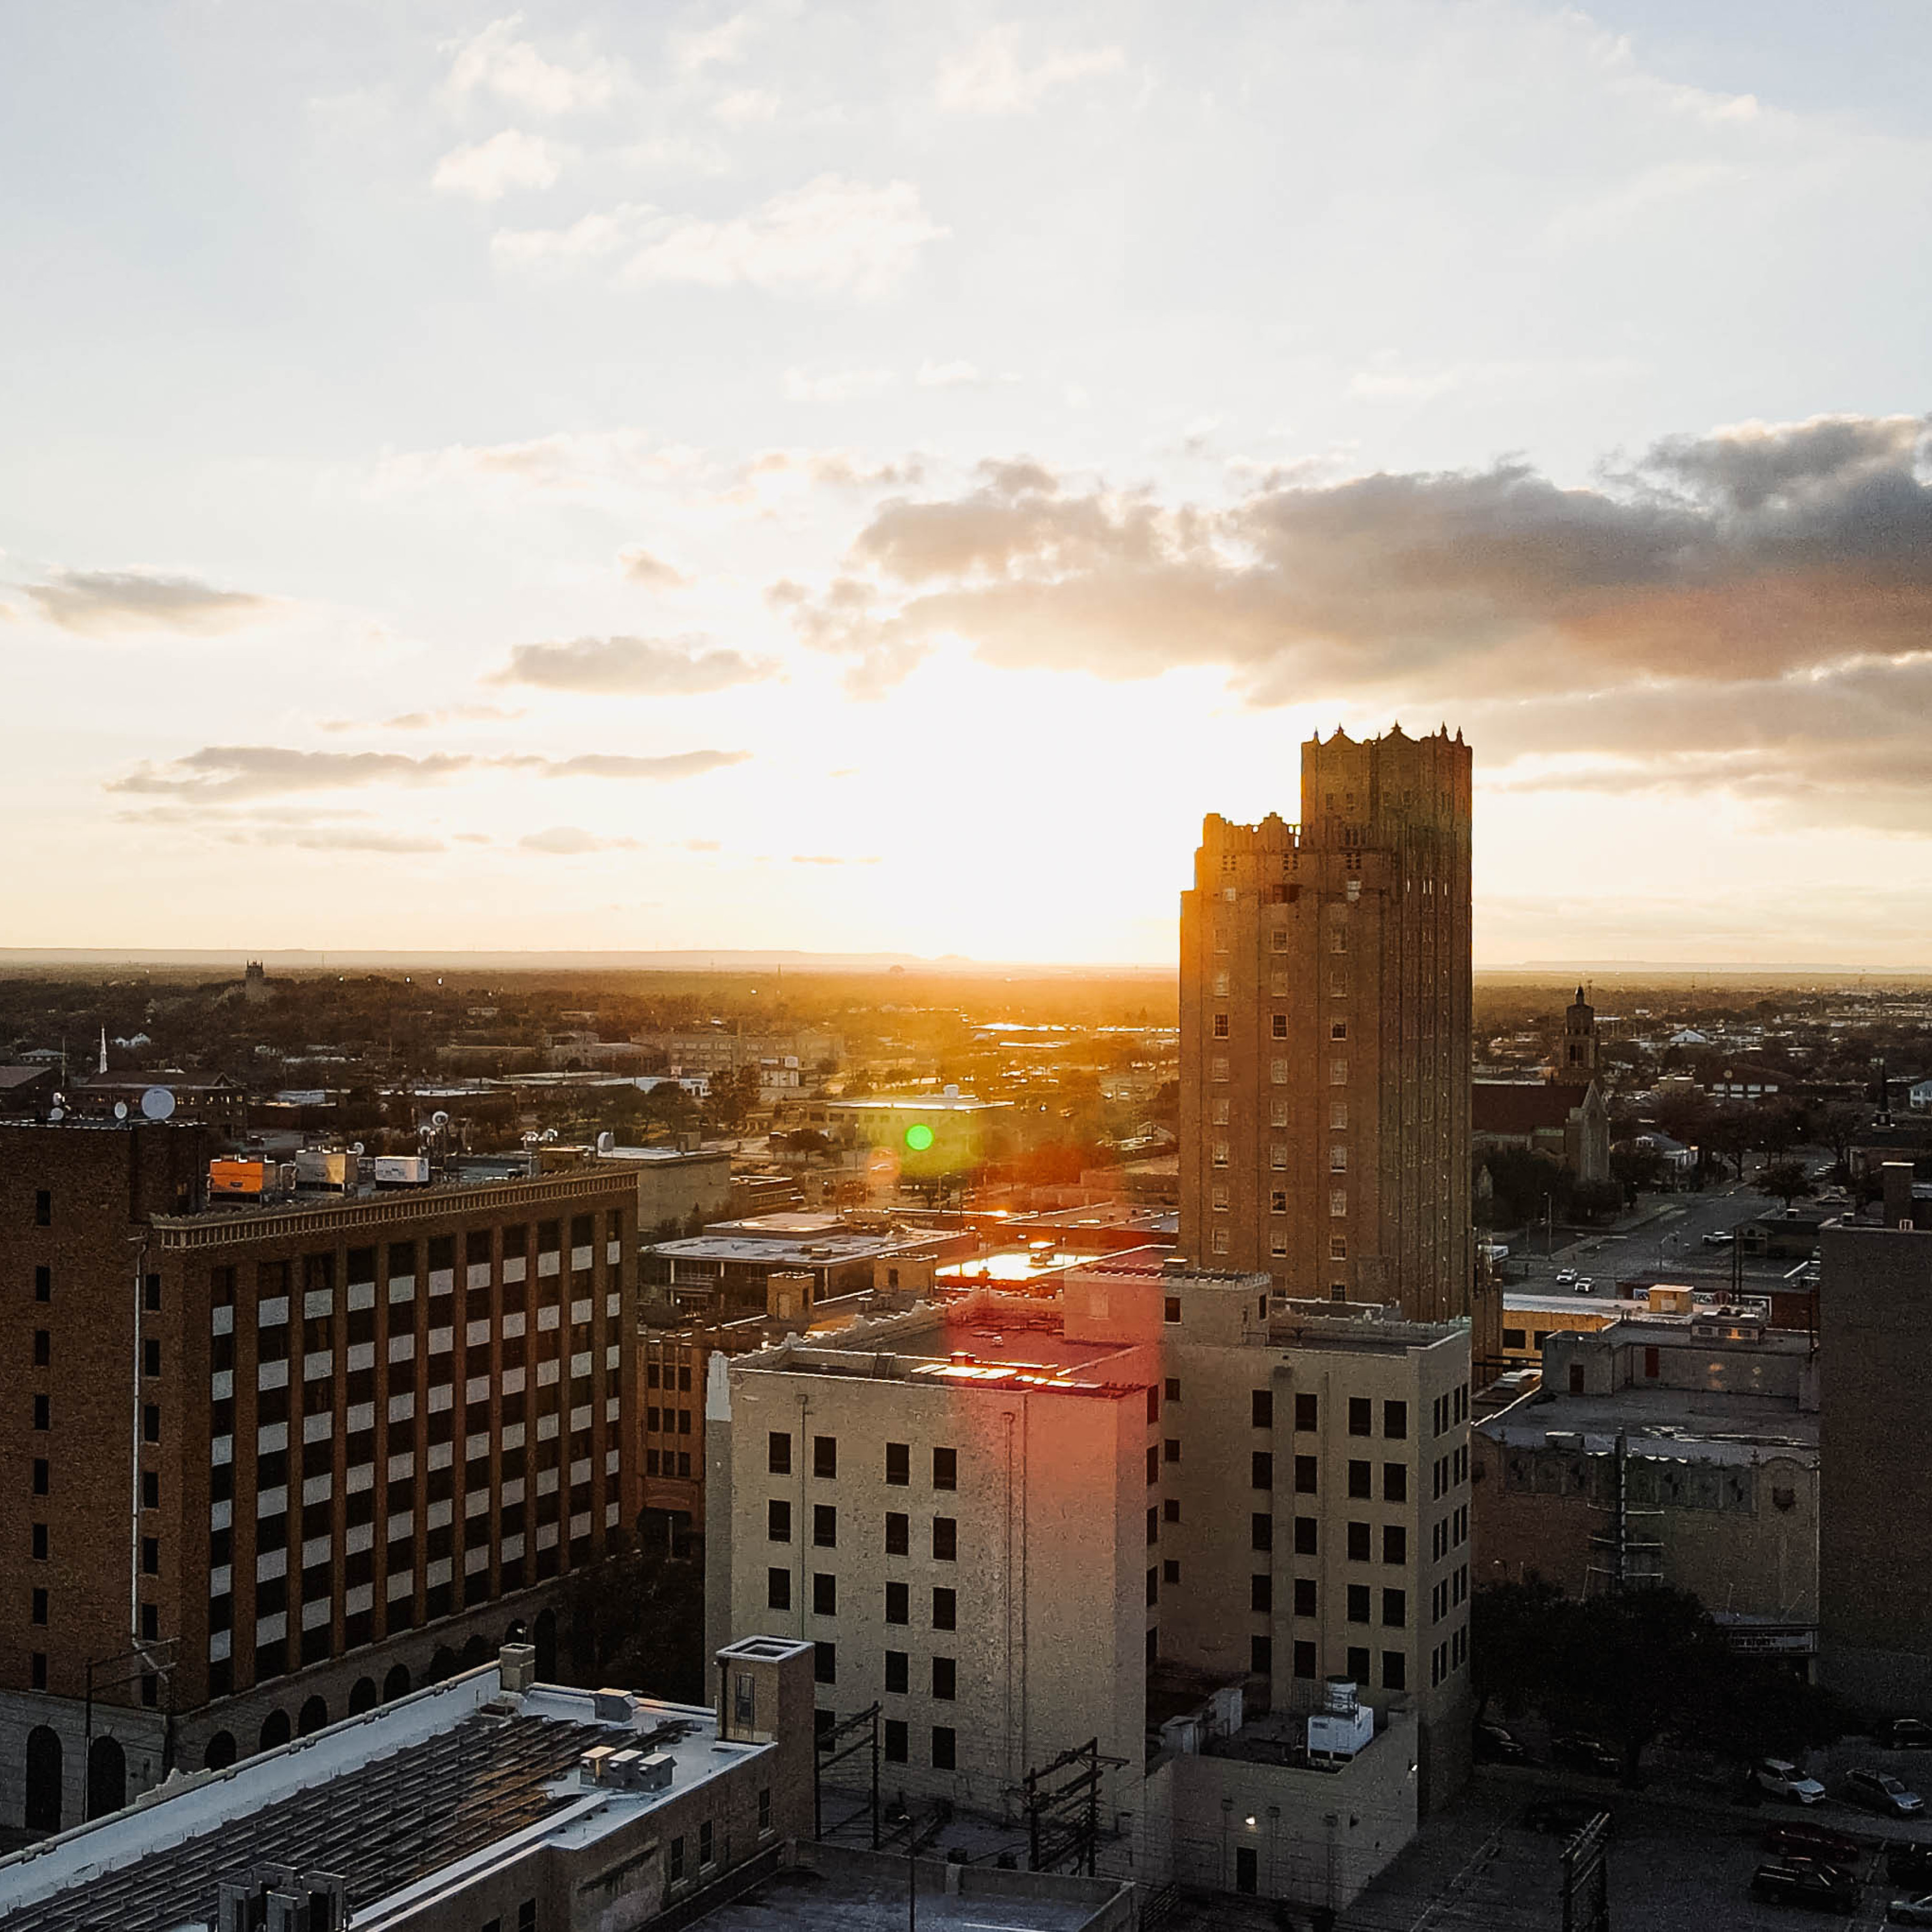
765 1434 958 1487
768 1502 957 1558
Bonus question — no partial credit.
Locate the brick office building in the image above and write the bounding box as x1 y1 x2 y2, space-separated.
1178 726 1500 1373
0 1118 639 1834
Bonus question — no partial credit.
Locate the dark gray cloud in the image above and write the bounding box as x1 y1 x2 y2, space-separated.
489 634 770 695
775 415 1932 826
781 414 1932 694
24 568 273 635
110 743 749 800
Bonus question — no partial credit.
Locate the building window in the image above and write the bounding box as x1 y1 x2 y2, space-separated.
932 1587 956 1630
1383 1401 1408 1441
670 1837 684 1883
1212 972 1229 997
1272 927 1289 952
1270 1190 1288 1215
885 1511 909 1555
768 1500 791 1543
31 1587 47 1625
1293 1517 1317 1556
1330 1145 1348 1172
1383 1588 1407 1628
1293 1641 1317 1679
1383 1650 1407 1691
1211 1186 1230 1211
1163 1297 1182 1326
932 1518 957 1561
1293 1454 1317 1494
1252 1451 1274 1491
1250 1574 1272 1614
885 1581 909 1625
1348 1460 1371 1499
931 1727 956 1771
32 1394 49 1431
758 1787 772 1833
1211 1057 1229 1083
32 1459 48 1496
1329 1102 1348 1130
1328 1191 1348 1218
813 1573 837 1616
1347 1584 1370 1624
1346 1520 1370 1561
1270 1059 1289 1085
1270 1099 1289 1127
1211 1099 1230 1126
885 1650 908 1693
768 1431 791 1475
1211 1142 1230 1169
1271 1144 1287 1171
1163 1439 1181 1465
1270 1233 1288 1257
34 1266 50 1302
1502 1327 1526 1350
1383 1463 1408 1503
1294 1394 1318 1432
1383 1524 1407 1564
885 1442 909 1486
1251 1634 1272 1677
34 1190 51 1227
813 1436 837 1479
813 1505 837 1548
31 1523 48 1560
1329 1059 1348 1085
1251 1390 1273 1430
813 1642 837 1685
1271 1014 1287 1039
1293 1577 1317 1618
932 1447 957 1491
884 1719 908 1762
1212 1014 1230 1039
1330 1020 1348 1041
1211 1230 1230 1254
932 1657 957 1701
768 1568 791 1611
1251 1513 1273 1552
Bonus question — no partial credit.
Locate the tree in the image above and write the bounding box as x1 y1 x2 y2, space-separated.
558 1528 707 1704
1543 1587 1739 1786
1470 1579 1569 1723
1761 1160 1813 1209
1814 1101 1872 1182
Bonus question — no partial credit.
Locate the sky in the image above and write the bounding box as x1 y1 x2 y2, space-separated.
3 1 1931 968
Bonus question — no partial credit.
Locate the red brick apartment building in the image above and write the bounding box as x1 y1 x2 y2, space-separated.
0 1119 639 1834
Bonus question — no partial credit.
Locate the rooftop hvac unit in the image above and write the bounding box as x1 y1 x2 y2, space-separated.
593 1688 634 1723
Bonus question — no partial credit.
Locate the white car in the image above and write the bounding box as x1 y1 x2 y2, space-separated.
1574 1277 1596 1295
1554 1269 1577 1285
1755 1758 1827 1804
1887 1897 1932 1926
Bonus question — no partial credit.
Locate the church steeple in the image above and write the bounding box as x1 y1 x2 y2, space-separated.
1554 984 1598 1088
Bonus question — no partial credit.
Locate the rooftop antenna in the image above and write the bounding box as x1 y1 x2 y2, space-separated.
98 1026 108 1075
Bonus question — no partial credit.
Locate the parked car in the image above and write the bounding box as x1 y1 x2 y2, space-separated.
1553 1734 1621 1777
1702 1232 1736 1247
1755 1759 1828 1804
1892 1719 1932 1750
1574 1277 1596 1294
1554 1269 1578 1285
1847 1769 1925 1817
1523 1798 1602 1836
1750 1864 1856 1916
1887 1898 1932 1926
1768 1822 1865 1864
1476 1721 1530 1764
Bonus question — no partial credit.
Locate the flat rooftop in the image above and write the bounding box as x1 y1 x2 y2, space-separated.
0 1669 760 1932
648 1231 941 1266
1481 1383 1818 1460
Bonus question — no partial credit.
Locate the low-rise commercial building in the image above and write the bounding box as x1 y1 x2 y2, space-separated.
0 1637 816 1930
1473 1316 1819 1641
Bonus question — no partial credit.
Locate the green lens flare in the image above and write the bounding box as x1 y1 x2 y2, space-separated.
904 1122 934 1152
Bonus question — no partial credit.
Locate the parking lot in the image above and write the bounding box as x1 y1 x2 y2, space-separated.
1344 1752 1932 1932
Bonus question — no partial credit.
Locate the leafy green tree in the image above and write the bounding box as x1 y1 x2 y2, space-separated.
1761 1159 1813 1209
1470 1579 1569 1722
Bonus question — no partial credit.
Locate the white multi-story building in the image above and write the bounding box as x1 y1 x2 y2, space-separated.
705 1257 1473 1910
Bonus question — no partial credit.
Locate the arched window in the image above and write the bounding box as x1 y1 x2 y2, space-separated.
297 1696 329 1737
258 1709 291 1752
533 1607 558 1681
348 1677 378 1716
459 1634 491 1671
24 1726 62 1834
425 1646 457 1685
203 1730 238 1771
382 1663 412 1703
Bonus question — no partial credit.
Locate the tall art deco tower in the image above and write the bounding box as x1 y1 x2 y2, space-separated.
1179 725 1500 1369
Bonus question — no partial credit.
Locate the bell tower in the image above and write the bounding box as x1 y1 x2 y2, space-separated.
1555 985 1598 1088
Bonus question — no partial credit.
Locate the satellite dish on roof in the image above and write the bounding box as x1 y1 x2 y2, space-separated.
140 1086 177 1122
114 1101 130 1121
47 1106 64 1123
352 1141 365 1155
431 1110 450 1128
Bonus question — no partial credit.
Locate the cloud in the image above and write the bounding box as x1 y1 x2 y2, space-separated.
791 854 880 865
671 14 754 73
625 175 946 299
618 546 688 589
936 26 1125 115
445 15 620 114
320 705 523 733
366 429 699 502
518 825 639 854
432 129 567 200
787 367 897 403
221 827 450 855
775 416 1932 825
23 569 273 636
712 89 779 127
916 359 1015 389
491 203 651 270
109 743 750 800
488 635 770 695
